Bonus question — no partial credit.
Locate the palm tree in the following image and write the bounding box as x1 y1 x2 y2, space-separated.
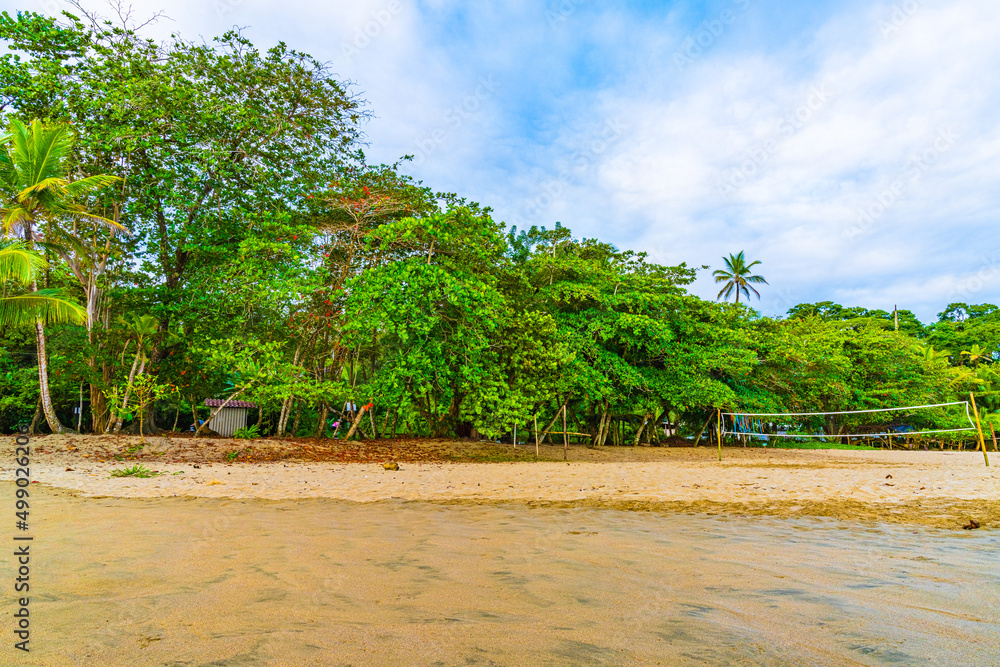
713 251 768 304
0 118 122 433
0 241 85 327
961 344 992 366
912 343 951 366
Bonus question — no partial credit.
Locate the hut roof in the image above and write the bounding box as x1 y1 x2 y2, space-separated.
204 398 257 409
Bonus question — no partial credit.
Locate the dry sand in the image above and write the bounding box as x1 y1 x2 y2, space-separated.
6 434 998 529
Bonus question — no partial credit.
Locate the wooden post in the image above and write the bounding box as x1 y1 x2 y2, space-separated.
990 422 998 453
513 423 517 449
534 414 539 457
969 393 990 467
717 409 722 462
563 405 568 461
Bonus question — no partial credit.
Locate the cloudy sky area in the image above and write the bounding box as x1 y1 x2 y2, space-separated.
18 0 1000 322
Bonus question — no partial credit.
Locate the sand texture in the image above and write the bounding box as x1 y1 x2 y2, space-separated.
5 435 998 529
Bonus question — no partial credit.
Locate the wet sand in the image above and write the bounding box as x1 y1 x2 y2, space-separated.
1 486 997 666
3 438 998 664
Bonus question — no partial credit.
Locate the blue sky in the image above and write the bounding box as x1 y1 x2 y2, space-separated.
16 0 1000 322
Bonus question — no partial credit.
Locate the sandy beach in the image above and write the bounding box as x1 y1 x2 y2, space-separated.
3 435 999 665
0 488 997 666
6 434 998 529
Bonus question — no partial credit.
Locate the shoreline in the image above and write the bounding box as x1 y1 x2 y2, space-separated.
4 435 997 530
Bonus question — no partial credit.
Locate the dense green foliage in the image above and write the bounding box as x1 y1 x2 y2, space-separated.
1 9 997 444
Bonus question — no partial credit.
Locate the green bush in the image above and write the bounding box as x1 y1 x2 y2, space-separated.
233 425 260 439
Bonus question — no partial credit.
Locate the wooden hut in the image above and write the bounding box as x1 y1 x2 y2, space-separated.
204 398 257 437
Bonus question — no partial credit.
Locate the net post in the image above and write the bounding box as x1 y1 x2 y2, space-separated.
969 393 990 467
717 408 722 462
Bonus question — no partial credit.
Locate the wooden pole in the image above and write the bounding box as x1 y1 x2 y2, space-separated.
969 393 990 467
534 414 539 457
990 422 998 453
717 408 722 462
562 405 568 461
513 423 517 449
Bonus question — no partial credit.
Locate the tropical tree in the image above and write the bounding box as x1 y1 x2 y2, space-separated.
0 118 122 433
713 251 768 304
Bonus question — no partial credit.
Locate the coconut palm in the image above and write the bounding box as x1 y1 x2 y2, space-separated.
0 118 122 433
713 251 768 303
0 241 85 327
961 344 992 366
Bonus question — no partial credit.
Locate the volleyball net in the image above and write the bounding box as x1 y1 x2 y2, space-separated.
721 401 977 439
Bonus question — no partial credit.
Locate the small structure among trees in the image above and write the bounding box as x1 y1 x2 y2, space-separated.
203 399 257 437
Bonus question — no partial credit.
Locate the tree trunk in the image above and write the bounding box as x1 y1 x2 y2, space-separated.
34 317 69 433
633 412 651 446
28 397 43 435
110 350 144 434
277 397 293 436
315 402 329 437
139 343 164 434
76 382 85 432
593 408 606 445
344 404 370 440
692 412 713 447
90 383 106 433
290 401 303 437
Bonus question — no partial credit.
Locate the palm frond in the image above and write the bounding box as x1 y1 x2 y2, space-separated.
26 121 73 188
1 205 32 235
0 289 85 327
64 174 122 198
18 176 70 202
0 242 46 283
712 270 733 282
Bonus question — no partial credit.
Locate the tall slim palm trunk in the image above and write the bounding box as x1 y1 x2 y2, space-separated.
34 315 67 433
